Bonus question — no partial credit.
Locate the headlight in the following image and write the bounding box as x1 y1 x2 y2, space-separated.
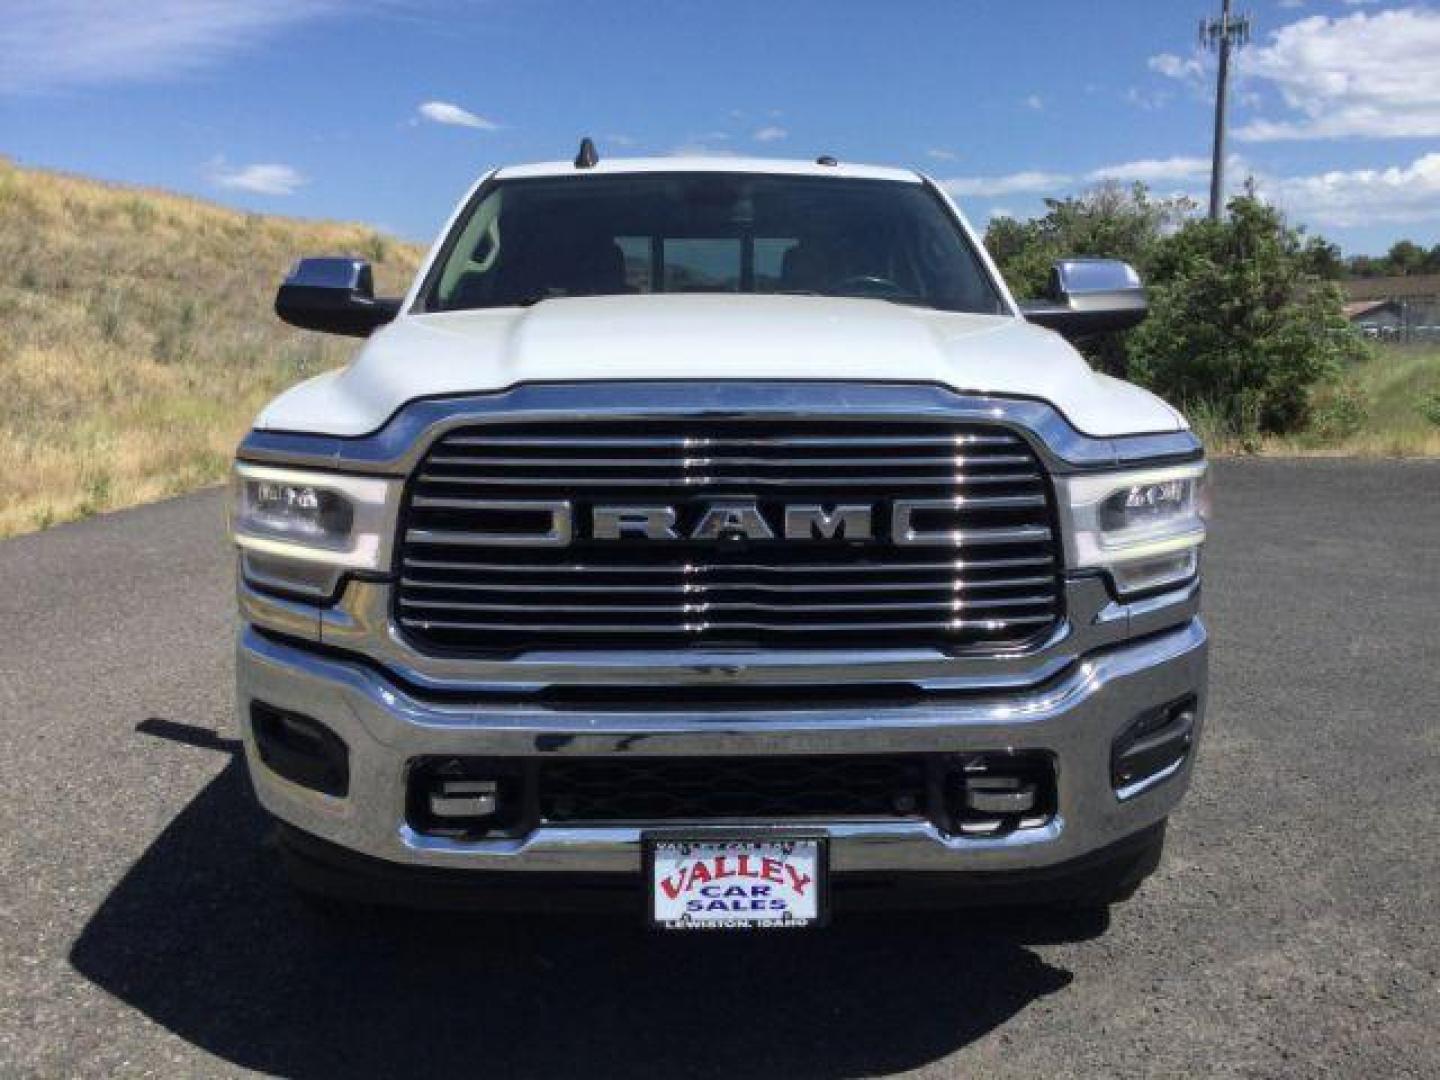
1057 461 1208 597
230 463 401 598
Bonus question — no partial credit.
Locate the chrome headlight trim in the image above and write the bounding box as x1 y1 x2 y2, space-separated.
1056 461 1208 594
230 462 403 575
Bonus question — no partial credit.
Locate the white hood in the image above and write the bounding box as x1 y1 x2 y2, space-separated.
256 294 1185 438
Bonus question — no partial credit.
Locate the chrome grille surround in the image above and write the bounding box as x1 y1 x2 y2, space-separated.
395 415 1064 654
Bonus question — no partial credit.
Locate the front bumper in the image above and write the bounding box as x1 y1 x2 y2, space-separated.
237 616 1207 877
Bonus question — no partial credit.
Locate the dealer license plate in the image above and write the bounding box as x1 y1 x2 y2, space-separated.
647 835 827 930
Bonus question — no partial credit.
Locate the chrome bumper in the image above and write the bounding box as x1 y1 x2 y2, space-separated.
237 617 1207 875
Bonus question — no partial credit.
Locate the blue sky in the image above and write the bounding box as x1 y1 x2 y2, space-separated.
3 0 1437 255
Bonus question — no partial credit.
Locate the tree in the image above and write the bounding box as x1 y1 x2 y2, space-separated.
1345 240 1440 277
985 181 1366 435
984 182 1194 375
1300 237 1344 281
1128 194 1367 434
1386 239 1428 276
984 182 1194 298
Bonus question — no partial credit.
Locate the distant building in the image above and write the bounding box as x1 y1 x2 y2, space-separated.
1343 275 1440 342
1343 299 1403 339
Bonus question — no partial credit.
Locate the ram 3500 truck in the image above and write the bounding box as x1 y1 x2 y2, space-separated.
231 147 1208 929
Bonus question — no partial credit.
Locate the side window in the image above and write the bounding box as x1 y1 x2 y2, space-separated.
754 238 798 292
616 235 653 292
664 238 741 292
435 188 503 307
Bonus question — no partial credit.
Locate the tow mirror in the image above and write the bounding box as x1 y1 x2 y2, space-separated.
275 257 401 337
1019 258 1148 341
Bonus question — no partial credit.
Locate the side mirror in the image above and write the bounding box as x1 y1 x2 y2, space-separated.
1019 258 1147 341
275 257 401 337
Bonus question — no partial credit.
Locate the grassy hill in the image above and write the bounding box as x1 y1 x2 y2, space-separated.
0 159 423 537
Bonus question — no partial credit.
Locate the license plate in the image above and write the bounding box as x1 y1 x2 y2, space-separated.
647 835 827 930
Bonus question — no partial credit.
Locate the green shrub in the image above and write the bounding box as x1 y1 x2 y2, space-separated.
1310 379 1369 440
1419 391 1440 427
1128 195 1368 435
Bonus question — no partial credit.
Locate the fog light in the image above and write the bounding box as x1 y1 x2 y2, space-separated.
407 758 526 839
429 779 499 820
945 753 1056 836
963 775 1037 816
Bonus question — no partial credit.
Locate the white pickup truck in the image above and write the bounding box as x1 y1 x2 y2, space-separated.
231 144 1208 929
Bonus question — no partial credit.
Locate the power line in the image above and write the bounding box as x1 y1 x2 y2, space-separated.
1199 0 1251 221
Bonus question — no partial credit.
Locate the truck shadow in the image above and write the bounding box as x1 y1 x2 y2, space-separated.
70 720 1098 1079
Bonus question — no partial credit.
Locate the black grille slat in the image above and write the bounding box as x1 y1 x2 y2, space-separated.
414 474 1045 490
405 524 1056 548
442 433 1026 448
399 574 1055 594
400 556 1056 574
400 596 1058 614
538 756 929 822
425 454 1037 468
396 419 1062 653
399 615 1059 635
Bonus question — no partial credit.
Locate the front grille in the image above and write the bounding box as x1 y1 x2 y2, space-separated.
396 418 1062 653
539 756 928 822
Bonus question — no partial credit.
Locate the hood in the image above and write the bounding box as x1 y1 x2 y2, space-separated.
255 294 1185 438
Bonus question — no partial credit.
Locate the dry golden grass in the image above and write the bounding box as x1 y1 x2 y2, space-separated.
0 159 422 537
1189 344 1440 458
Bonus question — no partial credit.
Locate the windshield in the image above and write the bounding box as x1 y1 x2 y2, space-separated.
423 172 1007 314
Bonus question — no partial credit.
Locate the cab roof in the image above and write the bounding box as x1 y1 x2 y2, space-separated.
493 156 924 184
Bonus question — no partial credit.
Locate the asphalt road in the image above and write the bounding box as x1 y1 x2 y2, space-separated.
1 459 1437 1078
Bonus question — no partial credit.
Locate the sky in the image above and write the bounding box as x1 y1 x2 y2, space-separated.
2 0 1437 256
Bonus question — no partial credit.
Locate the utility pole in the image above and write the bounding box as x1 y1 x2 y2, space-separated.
1200 0 1251 221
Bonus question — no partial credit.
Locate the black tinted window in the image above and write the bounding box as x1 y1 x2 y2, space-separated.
427 173 1005 314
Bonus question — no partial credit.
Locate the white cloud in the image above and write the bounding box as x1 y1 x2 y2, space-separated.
670 132 733 155
949 149 1440 233
1148 51 1204 83
1087 156 1212 184
1023 94 1044 111
1237 9 1440 141
0 0 343 94
209 160 305 196
942 170 1073 197
945 157 1213 198
1257 152 1440 227
753 125 788 143
1125 86 1172 111
417 101 499 131
926 149 958 162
